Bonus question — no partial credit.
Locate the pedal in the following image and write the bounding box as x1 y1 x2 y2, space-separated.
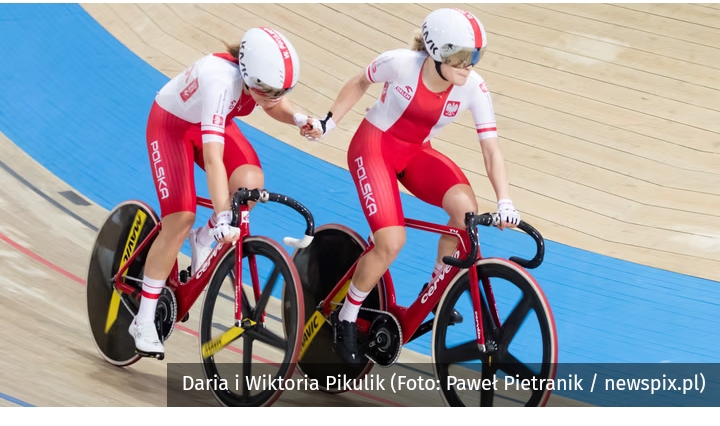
181 313 190 323
135 349 165 361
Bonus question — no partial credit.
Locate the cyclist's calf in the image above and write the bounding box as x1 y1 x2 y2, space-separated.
352 225 405 293
144 211 195 280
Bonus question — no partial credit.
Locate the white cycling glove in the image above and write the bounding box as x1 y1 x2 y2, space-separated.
497 199 520 227
293 112 335 141
317 112 336 138
210 210 240 242
293 113 310 130
301 111 336 141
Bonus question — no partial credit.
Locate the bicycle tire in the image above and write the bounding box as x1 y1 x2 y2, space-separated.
198 236 304 407
432 258 558 407
291 224 385 393
86 200 159 367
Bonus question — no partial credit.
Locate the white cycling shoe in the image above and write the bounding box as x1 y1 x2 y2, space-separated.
129 318 164 358
189 227 213 276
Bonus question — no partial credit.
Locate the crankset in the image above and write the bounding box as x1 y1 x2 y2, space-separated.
358 307 403 368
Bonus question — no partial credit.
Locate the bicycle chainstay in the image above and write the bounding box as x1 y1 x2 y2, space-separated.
330 301 403 368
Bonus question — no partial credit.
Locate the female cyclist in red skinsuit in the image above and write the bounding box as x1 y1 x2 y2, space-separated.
131 27 322 358
313 8 521 364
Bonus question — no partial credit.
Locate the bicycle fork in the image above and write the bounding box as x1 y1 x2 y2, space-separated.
466 264 497 357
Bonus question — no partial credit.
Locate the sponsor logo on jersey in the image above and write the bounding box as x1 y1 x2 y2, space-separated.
212 114 224 126
369 55 393 81
395 85 413 100
180 77 199 102
444 101 461 117
479 82 488 93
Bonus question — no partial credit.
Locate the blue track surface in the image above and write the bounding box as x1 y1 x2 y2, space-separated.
1 4 719 368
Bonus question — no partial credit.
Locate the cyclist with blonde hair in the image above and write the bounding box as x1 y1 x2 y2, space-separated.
132 27 322 357
313 8 520 364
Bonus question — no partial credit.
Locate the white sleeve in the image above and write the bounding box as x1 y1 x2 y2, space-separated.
365 50 402 84
199 75 234 144
469 80 498 141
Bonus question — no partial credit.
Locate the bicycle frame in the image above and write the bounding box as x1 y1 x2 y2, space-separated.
321 217 500 350
111 196 254 326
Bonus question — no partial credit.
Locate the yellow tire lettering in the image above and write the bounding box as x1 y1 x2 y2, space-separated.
298 279 352 361
105 209 147 334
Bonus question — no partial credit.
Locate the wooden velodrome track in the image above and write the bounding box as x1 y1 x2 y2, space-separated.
81 2 720 280
0 3 718 407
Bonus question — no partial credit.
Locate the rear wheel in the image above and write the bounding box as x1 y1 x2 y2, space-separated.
291 225 385 393
432 258 558 407
86 200 159 366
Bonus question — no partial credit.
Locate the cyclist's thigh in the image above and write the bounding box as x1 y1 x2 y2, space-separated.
347 120 404 234
399 143 471 208
146 102 197 217
221 121 262 177
192 121 262 180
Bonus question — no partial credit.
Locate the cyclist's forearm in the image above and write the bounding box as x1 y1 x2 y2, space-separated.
328 73 371 125
482 138 512 201
204 147 231 214
264 97 296 125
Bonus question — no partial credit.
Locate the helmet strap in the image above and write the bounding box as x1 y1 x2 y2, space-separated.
434 60 448 82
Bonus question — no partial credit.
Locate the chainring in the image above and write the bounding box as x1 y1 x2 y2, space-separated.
155 287 178 342
364 310 403 367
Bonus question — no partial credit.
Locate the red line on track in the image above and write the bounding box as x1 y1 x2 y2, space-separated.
0 231 404 407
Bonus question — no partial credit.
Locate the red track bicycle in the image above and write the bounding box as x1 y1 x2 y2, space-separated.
292 211 558 407
86 188 315 407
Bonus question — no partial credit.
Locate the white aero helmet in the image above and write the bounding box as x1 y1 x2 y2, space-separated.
238 27 300 98
421 8 488 68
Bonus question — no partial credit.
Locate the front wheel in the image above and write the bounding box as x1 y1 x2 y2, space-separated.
198 236 304 407
432 258 558 407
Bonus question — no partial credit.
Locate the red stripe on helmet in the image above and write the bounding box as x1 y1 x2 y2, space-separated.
259 27 293 89
454 8 483 49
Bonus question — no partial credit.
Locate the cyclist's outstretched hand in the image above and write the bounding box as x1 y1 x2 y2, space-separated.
211 210 240 244
293 113 322 140
497 199 520 230
295 111 336 142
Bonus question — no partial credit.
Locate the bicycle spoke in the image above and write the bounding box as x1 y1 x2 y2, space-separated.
242 335 253 400
252 270 281 320
500 295 532 342
480 365 497 407
246 327 287 351
438 340 483 364
265 266 280 295
496 352 538 382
